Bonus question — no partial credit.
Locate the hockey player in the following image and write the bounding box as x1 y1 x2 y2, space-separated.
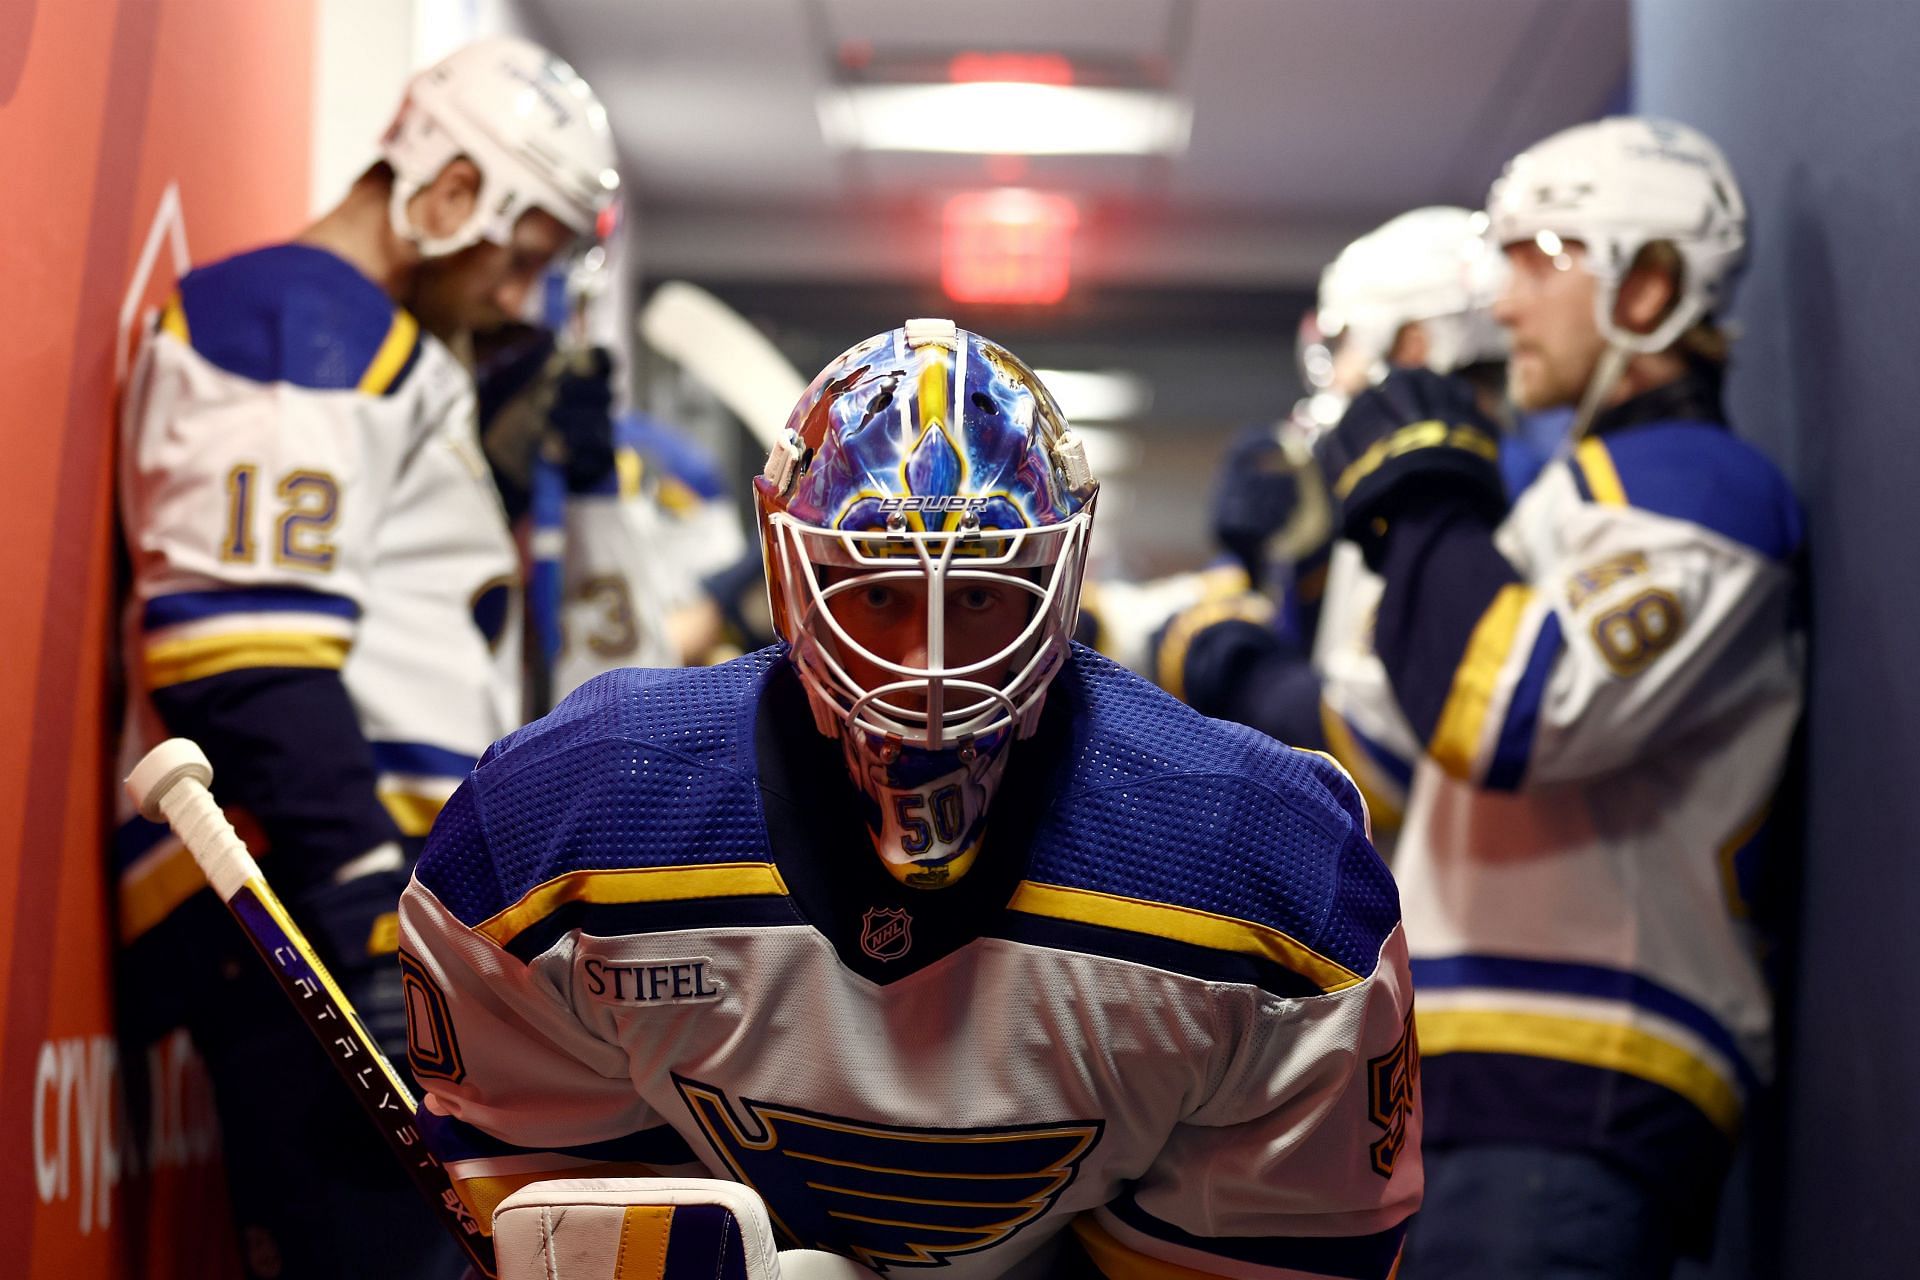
398 320 1422 1278
115 36 620 1278
1314 120 1802 1275
1159 207 1511 835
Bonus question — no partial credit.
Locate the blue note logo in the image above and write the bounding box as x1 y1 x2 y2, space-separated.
674 1075 1102 1270
1366 1010 1419 1178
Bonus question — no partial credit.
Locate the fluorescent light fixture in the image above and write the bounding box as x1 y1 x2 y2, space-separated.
819 83 1191 156
1036 369 1153 423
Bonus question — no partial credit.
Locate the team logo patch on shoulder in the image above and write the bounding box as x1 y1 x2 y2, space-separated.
575 952 724 1006
860 907 912 962
1366 1009 1419 1178
674 1074 1102 1270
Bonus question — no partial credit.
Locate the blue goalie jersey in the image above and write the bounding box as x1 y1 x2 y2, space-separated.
399 646 1420 1278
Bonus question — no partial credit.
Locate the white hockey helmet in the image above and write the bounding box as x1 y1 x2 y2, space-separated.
381 36 621 258
1486 117 1746 354
1316 205 1510 382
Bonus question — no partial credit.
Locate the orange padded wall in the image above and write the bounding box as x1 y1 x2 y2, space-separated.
0 2 313 1274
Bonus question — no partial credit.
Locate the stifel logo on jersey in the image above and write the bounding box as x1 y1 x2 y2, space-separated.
577 954 724 1006
674 1074 1103 1270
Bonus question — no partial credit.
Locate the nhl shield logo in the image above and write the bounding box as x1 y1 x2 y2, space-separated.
860 907 912 962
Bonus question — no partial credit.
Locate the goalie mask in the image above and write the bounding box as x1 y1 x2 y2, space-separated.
756 319 1098 888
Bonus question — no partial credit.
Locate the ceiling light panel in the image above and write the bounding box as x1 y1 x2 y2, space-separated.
819 82 1191 156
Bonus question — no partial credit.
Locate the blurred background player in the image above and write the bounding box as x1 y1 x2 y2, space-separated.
1155 206 1515 841
397 321 1420 1278
1314 118 1802 1276
114 35 622 1278
474 321 762 672
1072 316 1345 686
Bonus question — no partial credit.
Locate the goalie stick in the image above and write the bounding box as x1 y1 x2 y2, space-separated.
124 738 498 1279
637 280 805 448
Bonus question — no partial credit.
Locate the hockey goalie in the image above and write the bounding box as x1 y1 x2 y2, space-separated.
399 320 1421 1278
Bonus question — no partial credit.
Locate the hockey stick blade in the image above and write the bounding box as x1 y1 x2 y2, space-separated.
125 739 498 1278
638 280 804 448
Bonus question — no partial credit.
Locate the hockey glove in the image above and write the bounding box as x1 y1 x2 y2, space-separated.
550 346 619 494
1150 591 1279 711
1211 424 1304 584
1316 368 1505 565
292 855 412 1065
476 324 559 521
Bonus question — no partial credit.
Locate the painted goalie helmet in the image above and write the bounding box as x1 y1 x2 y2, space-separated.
756 319 1098 888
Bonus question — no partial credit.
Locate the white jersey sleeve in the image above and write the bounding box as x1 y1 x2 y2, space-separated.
1312 542 1419 831
1422 433 1802 790
400 865 702 1228
1076 928 1420 1280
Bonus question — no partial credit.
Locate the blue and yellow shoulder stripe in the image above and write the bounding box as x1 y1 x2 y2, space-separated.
1003 652 1401 998
1423 582 1563 789
164 242 423 396
1570 422 1803 562
412 651 796 953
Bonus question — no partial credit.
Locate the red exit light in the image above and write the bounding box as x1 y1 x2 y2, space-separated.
941 190 1078 306
948 52 1073 85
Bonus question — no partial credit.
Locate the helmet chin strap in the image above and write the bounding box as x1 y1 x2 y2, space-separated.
1569 340 1632 442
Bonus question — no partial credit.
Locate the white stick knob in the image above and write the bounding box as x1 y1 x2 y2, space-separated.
125 738 260 902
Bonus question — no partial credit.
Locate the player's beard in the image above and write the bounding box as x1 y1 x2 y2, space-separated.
842 729 1013 891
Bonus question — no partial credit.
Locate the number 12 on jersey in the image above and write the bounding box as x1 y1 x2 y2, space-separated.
223 464 341 571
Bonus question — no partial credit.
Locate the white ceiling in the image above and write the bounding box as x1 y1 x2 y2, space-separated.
525 0 1629 289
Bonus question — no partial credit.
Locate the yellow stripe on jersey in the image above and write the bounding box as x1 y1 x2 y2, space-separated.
357 307 420 395
475 862 793 948
1318 701 1406 833
145 631 350 688
1009 880 1363 994
1071 1216 1239 1280
615 446 644 500
657 475 702 514
119 840 207 943
1417 1008 1742 1135
1576 438 1628 506
614 1205 675 1280
1427 584 1532 780
379 790 448 838
365 911 400 957
159 295 189 344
